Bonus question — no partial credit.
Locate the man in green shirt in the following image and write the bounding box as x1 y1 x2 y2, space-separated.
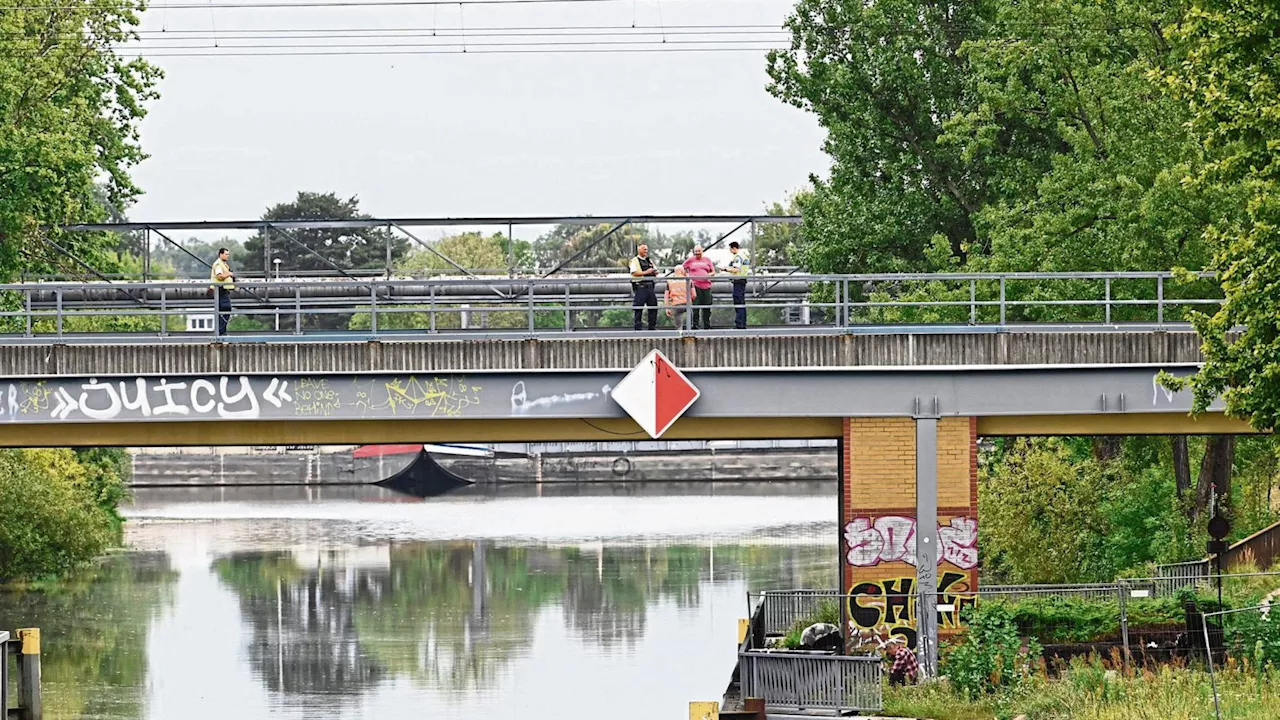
210 247 235 336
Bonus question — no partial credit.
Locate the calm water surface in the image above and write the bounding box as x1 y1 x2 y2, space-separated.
1 484 837 720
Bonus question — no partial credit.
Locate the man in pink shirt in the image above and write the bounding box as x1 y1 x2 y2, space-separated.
682 245 716 330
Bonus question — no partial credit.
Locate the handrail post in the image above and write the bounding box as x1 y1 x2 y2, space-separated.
293 286 302 336
369 283 378 335
1157 275 1165 327
527 280 535 332
969 278 976 325
999 277 1007 327
54 289 63 339
160 286 168 336
842 278 850 327
1105 277 1112 325
685 277 693 331
1118 582 1131 672
429 284 437 333
564 286 571 332
24 289 32 338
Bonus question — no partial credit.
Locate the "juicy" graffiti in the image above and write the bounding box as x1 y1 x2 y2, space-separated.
3 377 290 422
845 515 978 570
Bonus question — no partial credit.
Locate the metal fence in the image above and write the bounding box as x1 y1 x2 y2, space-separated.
762 575 1280 674
1200 603 1280 720
737 650 883 715
1152 559 1213 596
0 271 1222 341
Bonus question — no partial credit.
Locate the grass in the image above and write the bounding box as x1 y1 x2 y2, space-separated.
779 598 841 649
883 660 1280 720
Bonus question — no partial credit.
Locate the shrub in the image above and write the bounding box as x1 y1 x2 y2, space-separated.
0 449 125 580
941 604 1042 697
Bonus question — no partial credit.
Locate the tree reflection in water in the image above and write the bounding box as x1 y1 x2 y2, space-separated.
212 534 834 699
0 552 177 720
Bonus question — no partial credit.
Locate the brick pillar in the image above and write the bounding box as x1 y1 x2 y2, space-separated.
841 417 978 650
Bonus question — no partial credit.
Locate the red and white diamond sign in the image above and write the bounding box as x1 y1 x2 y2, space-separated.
611 349 700 439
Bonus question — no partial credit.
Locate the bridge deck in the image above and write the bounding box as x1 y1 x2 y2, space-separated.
0 329 1205 376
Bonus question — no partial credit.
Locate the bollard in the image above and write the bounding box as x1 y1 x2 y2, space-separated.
689 701 719 720
16 628 41 720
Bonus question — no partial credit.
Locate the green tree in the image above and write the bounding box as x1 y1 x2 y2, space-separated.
400 232 510 274
980 439 1115 583
0 449 124 580
956 0 1217 277
768 0 994 273
1159 1 1280 430
0 0 160 281
531 223 654 272
241 192 407 277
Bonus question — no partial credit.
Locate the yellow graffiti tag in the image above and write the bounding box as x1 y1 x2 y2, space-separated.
19 382 53 415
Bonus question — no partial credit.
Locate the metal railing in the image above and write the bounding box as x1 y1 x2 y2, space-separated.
1 630 8 718
1152 559 1213 595
737 650 883 715
0 271 1222 341
762 574 1280 674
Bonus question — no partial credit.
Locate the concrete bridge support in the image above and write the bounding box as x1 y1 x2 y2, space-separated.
842 417 978 674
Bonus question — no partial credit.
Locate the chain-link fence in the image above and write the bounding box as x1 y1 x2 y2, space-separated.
1201 602 1280 720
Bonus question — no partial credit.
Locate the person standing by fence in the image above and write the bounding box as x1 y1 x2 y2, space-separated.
665 265 690 328
682 245 716 330
629 244 658 331
725 241 751 329
210 247 235 336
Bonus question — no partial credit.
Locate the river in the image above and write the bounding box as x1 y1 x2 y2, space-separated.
0 483 837 720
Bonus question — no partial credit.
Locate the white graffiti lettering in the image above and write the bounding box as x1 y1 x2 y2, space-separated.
846 515 978 570
153 380 190 416
263 378 292 408
119 379 152 417
939 517 978 569
52 387 80 420
510 381 612 414
191 379 218 414
4 383 14 418
1153 373 1176 406
77 378 122 421
217 376 260 419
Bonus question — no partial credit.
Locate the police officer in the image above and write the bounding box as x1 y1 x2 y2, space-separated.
629 244 658 330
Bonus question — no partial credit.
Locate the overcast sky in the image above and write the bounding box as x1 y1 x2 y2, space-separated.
126 0 830 233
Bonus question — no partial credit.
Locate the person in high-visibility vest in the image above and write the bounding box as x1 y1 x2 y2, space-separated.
725 241 751 329
210 247 235 336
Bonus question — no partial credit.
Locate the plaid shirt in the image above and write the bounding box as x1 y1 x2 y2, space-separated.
890 647 919 680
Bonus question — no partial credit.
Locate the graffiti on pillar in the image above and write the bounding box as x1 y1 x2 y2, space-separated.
845 516 978 570
847 571 973 650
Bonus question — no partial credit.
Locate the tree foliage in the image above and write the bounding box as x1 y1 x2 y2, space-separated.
241 192 408 276
769 0 1218 278
1158 0 1280 430
0 0 160 281
0 448 129 580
